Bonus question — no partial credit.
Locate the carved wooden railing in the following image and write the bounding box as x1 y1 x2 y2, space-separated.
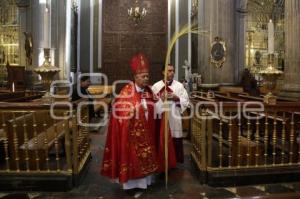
190 98 300 186
0 100 90 190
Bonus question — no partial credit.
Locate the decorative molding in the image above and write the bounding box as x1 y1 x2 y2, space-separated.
191 0 198 17
72 0 78 13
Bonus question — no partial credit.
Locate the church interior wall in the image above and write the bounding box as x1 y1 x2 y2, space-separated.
197 0 237 85
101 0 168 85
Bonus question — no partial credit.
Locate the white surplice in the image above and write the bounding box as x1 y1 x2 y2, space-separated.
152 80 189 138
122 175 155 190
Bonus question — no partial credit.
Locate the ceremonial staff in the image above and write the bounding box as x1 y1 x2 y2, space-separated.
163 24 207 189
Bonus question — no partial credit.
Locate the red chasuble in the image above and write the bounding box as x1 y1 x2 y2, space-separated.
101 83 159 183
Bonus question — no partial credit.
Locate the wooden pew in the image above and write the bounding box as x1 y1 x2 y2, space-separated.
0 112 22 142
192 92 297 166
245 107 299 164
198 102 264 167
0 91 44 102
191 97 300 186
238 94 264 101
192 92 263 166
0 100 93 190
219 86 249 97
0 92 24 101
210 112 264 167
88 85 114 112
239 94 299 103
5 112 67 170
4 94 44 102
191 94 215 102
214 93 245 102
191 91 244 102
190 91 216 102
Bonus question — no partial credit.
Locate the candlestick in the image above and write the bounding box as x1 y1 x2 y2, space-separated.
268 19 274 54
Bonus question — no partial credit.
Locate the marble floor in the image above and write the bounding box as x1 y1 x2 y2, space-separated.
1 128 300 199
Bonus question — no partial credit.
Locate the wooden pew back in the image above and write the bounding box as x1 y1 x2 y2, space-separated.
88 85 114 112
219 86 249 97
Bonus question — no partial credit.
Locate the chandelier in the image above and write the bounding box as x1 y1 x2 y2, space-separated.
128 0 147 25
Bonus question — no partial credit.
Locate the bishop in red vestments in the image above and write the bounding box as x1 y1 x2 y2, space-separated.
101 53 166 190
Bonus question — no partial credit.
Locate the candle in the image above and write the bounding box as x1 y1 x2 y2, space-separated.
268 19 274 54
128 8 133 16
12 82 15 92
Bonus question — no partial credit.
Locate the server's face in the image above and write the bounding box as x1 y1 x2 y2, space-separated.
163 65 175 81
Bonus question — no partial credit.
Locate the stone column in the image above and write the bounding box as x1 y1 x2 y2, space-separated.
198 0 212 82
30 0 43 69
16 1 30 67
52 0 67 80
235 1 247 83
78 0 91 73
30 0 67 81
178 0 189 80
280 0 300 98
198 0 236 84
16 0 33 88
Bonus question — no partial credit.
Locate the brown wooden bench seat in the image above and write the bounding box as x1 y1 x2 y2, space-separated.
0 112 23 143
19 119 66 150
249 112 287 122
0 92 24 101
88 85 113 95
5 112 67 170
88 85 114 112
238 94 264 101
0 91 44 102
214 93 245 102
190 92 216 102
209 113 264 166
219 86 249 97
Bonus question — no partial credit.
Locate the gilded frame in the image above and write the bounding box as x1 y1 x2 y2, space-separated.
210 37 226 68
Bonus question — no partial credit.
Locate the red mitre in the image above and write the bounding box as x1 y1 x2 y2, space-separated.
130 53 149 74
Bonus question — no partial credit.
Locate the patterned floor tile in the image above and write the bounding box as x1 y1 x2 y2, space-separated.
264 184 295 194
235 186 267 197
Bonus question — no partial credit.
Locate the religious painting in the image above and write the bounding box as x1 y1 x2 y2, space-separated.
210 36 226 68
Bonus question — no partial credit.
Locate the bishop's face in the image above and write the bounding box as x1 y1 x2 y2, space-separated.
134 72 149 88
